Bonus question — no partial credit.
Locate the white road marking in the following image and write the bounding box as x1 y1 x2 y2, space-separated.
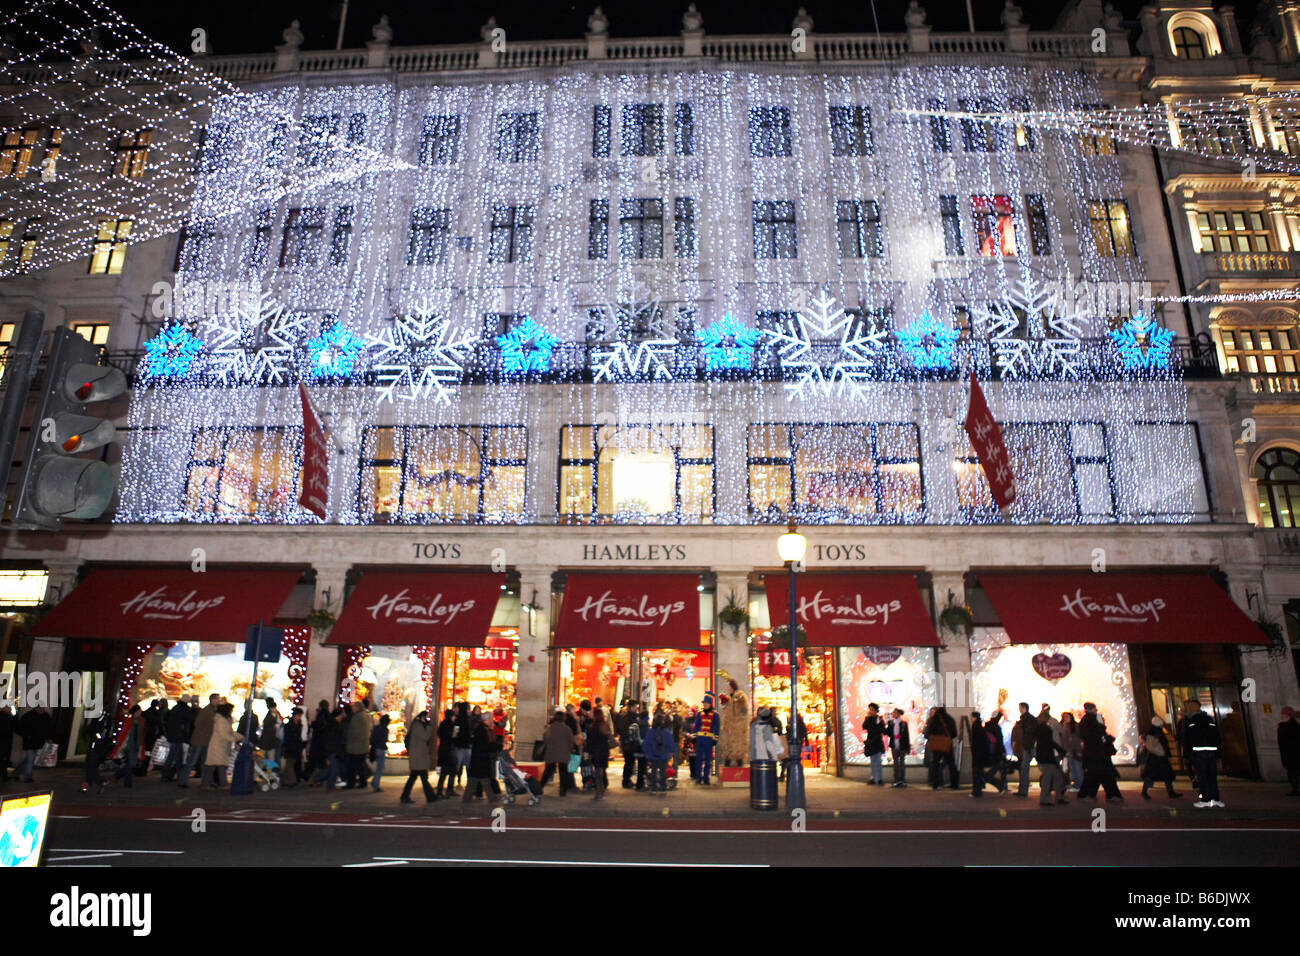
342 859 411 867
50 847 185 854
45 852 124 862
52 815 90 820
369 856 766 867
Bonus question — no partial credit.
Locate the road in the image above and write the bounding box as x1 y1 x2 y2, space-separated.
42 807 1300 867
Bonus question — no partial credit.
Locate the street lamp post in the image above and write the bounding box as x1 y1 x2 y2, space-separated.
777 518 807 812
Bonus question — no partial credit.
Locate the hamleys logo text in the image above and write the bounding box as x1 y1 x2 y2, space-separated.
1059 588 1165 624
367 589 474 626
120 587 225 621
797 591 901 626
575 590 686 627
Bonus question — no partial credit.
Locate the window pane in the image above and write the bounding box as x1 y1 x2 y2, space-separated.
1075 463 1114 517
559 464 593 517
362 465 401 515
875 423 918 460
561 426 594 460
679 464 713 520
482 465 525 519
749 464 791 512
749 423 790 458
679 424 713 459
486 426 526 461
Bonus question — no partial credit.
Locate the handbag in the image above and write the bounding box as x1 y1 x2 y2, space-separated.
35 742 58 768
928 733 952 754
531 739 546 761
567 752 582 774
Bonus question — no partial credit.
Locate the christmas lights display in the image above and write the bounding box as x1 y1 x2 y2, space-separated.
697 313 760 371
497 317 557 374
305 321 365 380
1109 316 1175 371
368 307 475 405
895 309 958 371
763 291 887 399
140 323 204 379
975 273 1084 379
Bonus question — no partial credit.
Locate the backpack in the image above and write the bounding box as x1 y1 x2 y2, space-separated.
623 721 642 753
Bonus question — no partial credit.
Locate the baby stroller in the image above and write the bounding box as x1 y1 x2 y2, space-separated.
253 748 281 792
498 752 541 806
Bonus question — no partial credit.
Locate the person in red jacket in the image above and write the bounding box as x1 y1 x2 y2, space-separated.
690 693 720 785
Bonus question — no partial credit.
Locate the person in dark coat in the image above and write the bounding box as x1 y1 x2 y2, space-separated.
1034 715 1069 806
1011 702 1037 798
370 714 390 792
861 703 888 785
116 704 146 788
436 708 458 798
161 697 194 782
281 708 306 786
1077 705 1122 801
584 707 613 799
462 714 498 803
886 707 911 788
453 701 472 787
924 706 958 790
310 705 348 790
1183 699 1222 808
81 711 113 793
14 705 54 782
984 711 1007 791
144 699 166 754
1278 706 1300 796
0 705 13 784
539 710 577 795
969 713 990 797
1139 716 1181 800
305 701 331 781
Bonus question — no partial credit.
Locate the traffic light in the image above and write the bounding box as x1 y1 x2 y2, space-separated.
11 327 126 530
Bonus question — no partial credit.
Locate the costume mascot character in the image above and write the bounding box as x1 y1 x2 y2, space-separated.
691 693 721 784
718 678 749 767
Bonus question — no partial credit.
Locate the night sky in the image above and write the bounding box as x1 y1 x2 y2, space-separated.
100 0 1265 58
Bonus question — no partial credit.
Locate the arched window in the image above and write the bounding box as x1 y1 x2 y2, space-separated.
1172 26 1207 59
1255 447 1300 527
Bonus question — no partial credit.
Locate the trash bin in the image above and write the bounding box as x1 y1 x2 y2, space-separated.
750 759 777 810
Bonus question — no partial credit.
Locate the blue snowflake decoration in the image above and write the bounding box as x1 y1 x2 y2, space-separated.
698 313 760 371
1109 316 1175 370
896 310 959 370
306 320 365 379
141 324 204 379
497 317 557 374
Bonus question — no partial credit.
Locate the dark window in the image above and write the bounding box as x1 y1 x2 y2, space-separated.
829 105 873 156
836 200 883 258
279 207 324 268
939 194 963 255
674 197 696 258
958 98 1000 152
299 113 339 166
329 205 353 267
753 200 797 258
750 107 792 157
674 103 694 156
1172 26 1207 59
264 122 287 168
621 104 665 157
496 112 539 163
346 112 366 145
618 198 663 259
174 223 215 273
1025 194 1050 255
195 124 230 175
588 199 609 259
928 98 951 152
407 207 451 265
592 105 611 158
419 115 461 166
249 209 272 267
489 204 534 263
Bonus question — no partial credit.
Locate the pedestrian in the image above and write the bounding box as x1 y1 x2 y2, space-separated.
924 706 958 790
436 708 458 798
968 712 989 797
181 693 220 787
203 703 242 790
613 699 631 749
81 710 112 793
1077 704 1122 802
584 707 613 799
399 710 437 804
1059 710 1084 791
886 707 910 788
0 704 12 784
143 698 165 754
462 712 498 803
161 696 193 782
345 701 372 789
750 707 785 762
237 703 260 745
985 711 1007 791
1278 706 1300 796
861 703 887 786
1138 716 1182 800
691 693 720 785
718 678 749 768
304 700 331 783
539 710 577 795
115 704 146 788
1183 700 1223 808
1034 712 1069 806
370 714 390 792
310 705 347 790
259 699 282 769
14 704 54 783
453 701 472 787
281 707 306 786
643 714 675 793
1011 701 1037 798
767 708 782 781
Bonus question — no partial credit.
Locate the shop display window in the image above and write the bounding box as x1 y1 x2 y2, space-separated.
183 426 302 519
749 640 837 772
838 645 939 765
133 641 296 725
438 635 518 739
559 647 633 708
349 647 434 756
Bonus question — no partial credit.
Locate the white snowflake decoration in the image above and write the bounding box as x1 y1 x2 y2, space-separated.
589 290 677 382
974 274 1084 379
366 306 476 404
202 291 306 385
761 292 886 400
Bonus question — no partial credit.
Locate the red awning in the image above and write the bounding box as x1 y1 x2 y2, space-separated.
31 567 301 643
554 573 704 650
762 572 940 647
327 571 504 647
978 571 1270 646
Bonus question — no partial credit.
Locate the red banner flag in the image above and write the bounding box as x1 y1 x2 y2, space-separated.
298 384 329 520
963 372 1016 511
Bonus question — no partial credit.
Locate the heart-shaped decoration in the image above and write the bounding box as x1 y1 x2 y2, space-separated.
1032 652 1072 683
862 646 902 665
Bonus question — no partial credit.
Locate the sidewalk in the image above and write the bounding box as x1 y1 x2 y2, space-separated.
18 766 1300 821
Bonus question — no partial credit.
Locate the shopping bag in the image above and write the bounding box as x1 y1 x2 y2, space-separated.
566 753 581 774
148 739 170 770
35 742 58 768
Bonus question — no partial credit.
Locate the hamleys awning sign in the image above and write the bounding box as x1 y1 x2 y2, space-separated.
555 574 701 649
328 571 504 647
763 573 939 647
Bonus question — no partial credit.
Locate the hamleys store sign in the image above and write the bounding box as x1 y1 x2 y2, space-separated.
365 589 475 627
574 590 686 628
797 591 903 627
1058 588 1166 625
120 587 226 622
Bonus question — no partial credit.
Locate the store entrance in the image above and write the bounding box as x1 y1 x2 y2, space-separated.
558 647 712 713
750 644 838 774
1150 683 1252 777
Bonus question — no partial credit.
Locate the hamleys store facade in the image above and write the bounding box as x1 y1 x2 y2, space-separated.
6 519 1285 780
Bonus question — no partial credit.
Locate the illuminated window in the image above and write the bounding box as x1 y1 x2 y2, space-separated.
1172 26 1207 59
1196 210 1271 253
1178 110 1250 157
1219 327 1299 375
972 195 1016 256
329 205 353 266
753 200 797 259
836 200 883 259
829 105 873 156
41 128 62 180
418 114 460 165
174 222 217 273
279 207 324 269
1270 109 1300 155
749 107 792 157
0 220 11 261
1076 103 1117 155
1088 199 1134 257
489 204 534 263
622 104 664 157
1255 447 1300 528
298 114 339 166
1009 96 1034 151
359 425 526 523
88 219 132 275
0 321 12 385
939 194 963 255
1025 194 1051 255
496 112 539 163
674 197 696 258
0 570 48 607
748 423 922 521
560 423 714 524
957 98 1000 152
618 198 662 259
18 218 39 265
114 129 153 178
184 427 302 519
592 105 611 157
928 98 951 152
72 323 110 346
588 199 609 259
0 128 38 177
407 207 450 265
674 103 694 156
